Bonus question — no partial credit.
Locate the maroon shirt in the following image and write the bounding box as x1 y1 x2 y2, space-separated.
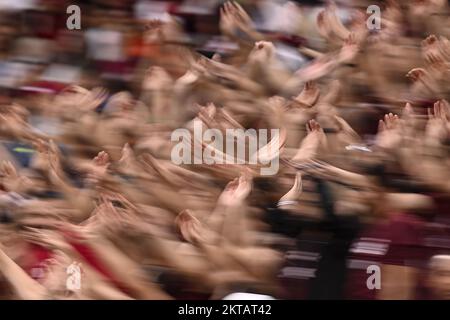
345 212 425 299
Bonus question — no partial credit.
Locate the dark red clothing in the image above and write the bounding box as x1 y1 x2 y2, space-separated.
345 212 426 299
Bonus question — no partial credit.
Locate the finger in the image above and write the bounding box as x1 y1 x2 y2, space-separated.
427 107 434 120
2 161 10 175
378 119 386 132
306 120 312 133
404 102 414 117
293 172 302 192
434 101 441 119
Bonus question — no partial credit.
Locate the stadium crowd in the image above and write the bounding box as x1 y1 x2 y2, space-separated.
0 0 449 300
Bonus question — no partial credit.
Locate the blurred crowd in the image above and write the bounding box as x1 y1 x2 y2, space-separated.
0 0 449 300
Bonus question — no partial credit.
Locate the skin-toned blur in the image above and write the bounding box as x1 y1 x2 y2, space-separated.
0 0 449 300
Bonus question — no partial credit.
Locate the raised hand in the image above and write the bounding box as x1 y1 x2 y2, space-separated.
0 161 31 193
217 172 253 206
30 139 52 173
406 67 442 98
292 120 327 162
175 209 206 244
85 151 110 186
316 2 350 45
338 33 360 63
425 100 450 144
294 54 338 83
56 86 108 115
220 1 258 40
292 82 320 108
422 35 448 65
375 113 402 150
247 41 276 66
93 151 110 175
21 227 71 252
278 173 303 206
334 115 360 145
